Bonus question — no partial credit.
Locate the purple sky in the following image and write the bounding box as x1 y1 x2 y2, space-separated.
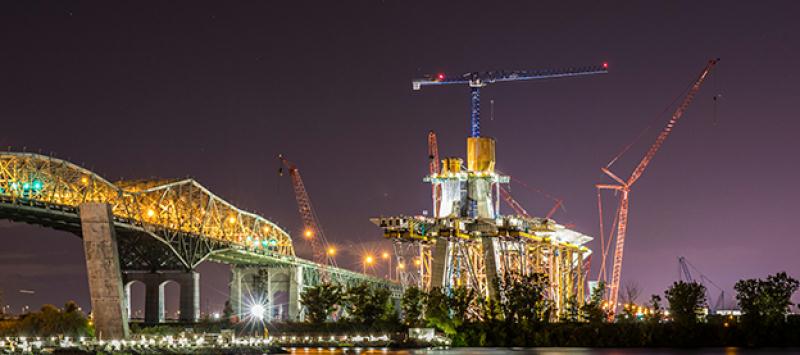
1 1 799 315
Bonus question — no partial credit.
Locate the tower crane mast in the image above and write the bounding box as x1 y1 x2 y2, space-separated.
597 59 719 316
278 154 334 271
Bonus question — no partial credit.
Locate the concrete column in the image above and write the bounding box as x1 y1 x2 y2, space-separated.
122 272 165 324
123 283 131 320
481 236 500 300
80 203 129 339
429 239 451 290
266 270 273 322
145 280 165 323
123 271 197 323
229 266 244 316
288 266 304 321
179 271 200 322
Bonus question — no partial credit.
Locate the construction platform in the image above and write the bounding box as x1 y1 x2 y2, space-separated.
372 134 593 315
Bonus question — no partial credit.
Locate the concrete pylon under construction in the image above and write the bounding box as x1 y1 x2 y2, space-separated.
373 133 593 315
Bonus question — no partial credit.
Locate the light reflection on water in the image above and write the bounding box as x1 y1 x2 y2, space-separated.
284 347 800 355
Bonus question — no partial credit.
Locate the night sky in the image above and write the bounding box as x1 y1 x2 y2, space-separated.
1 1 799 316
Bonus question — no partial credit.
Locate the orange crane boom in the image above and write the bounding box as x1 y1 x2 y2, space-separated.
598 59 719 315
278 154 334 271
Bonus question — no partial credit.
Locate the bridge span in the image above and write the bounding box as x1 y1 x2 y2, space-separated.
0 152 399 338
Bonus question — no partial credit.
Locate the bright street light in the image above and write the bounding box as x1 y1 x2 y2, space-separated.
363 254 374 274
250 304 266 320
381 251 392 280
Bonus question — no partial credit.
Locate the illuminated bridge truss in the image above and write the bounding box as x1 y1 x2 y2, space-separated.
0 152 299 271
0 151 401 296
378 216 591 316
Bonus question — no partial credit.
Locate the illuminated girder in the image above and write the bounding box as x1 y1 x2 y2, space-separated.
0 152 295 268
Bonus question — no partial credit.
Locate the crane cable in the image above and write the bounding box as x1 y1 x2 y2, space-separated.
605 75 698 170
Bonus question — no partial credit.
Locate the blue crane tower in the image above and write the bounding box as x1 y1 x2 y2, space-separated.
413 62 609 137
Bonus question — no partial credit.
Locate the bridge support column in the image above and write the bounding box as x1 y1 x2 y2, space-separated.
481 237 500 300
230 265 297 322
230 266 270 319
123 272 165 323
80 203 130 339
178 271 200 322
430 239 451 290
288 266 304 321
123 271 199 323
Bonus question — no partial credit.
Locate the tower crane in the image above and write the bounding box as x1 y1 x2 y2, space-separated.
596 59 719 315
278 154 335 272
413 63 609 137
428 131 442 217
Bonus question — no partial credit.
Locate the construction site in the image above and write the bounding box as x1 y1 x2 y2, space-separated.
365 58 720 318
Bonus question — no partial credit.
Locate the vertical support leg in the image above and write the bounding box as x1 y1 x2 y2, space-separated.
80 202 129 339
266 269 274 322
481 237 500 300
429 238 451 290
123 283 131 320
179 271 200 322
288 266 304 321
229 266 243 317
144 279 165 324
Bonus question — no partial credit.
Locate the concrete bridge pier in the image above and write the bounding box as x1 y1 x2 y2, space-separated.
123 271 200 323
79 203 130 339
230 265 302 322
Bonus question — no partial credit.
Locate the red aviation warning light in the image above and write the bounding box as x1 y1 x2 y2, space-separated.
602 62 609 69
436 73 445 81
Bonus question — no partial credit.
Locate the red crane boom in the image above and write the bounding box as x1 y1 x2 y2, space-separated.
278 154 334 270
598 59 719 315
499 186 530 217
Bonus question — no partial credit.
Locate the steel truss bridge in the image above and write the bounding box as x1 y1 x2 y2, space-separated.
0 152 388 288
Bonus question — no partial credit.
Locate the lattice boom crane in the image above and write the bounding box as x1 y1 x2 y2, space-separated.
597 59 719 315
413 63 608 137
278 154 334 270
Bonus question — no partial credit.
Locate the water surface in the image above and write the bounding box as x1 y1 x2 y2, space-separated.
286 347 800 355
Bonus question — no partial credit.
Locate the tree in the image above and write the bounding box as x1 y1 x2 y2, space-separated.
499 272 550 323
222 300 234 323
343 282 391 324
401 286 426 327
423 287 455 334
664 281 706 324
645 294 664 323
735 271 799 326
300 282 342 324
580 281 608 324
15 302 89 337
621 280 641 305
